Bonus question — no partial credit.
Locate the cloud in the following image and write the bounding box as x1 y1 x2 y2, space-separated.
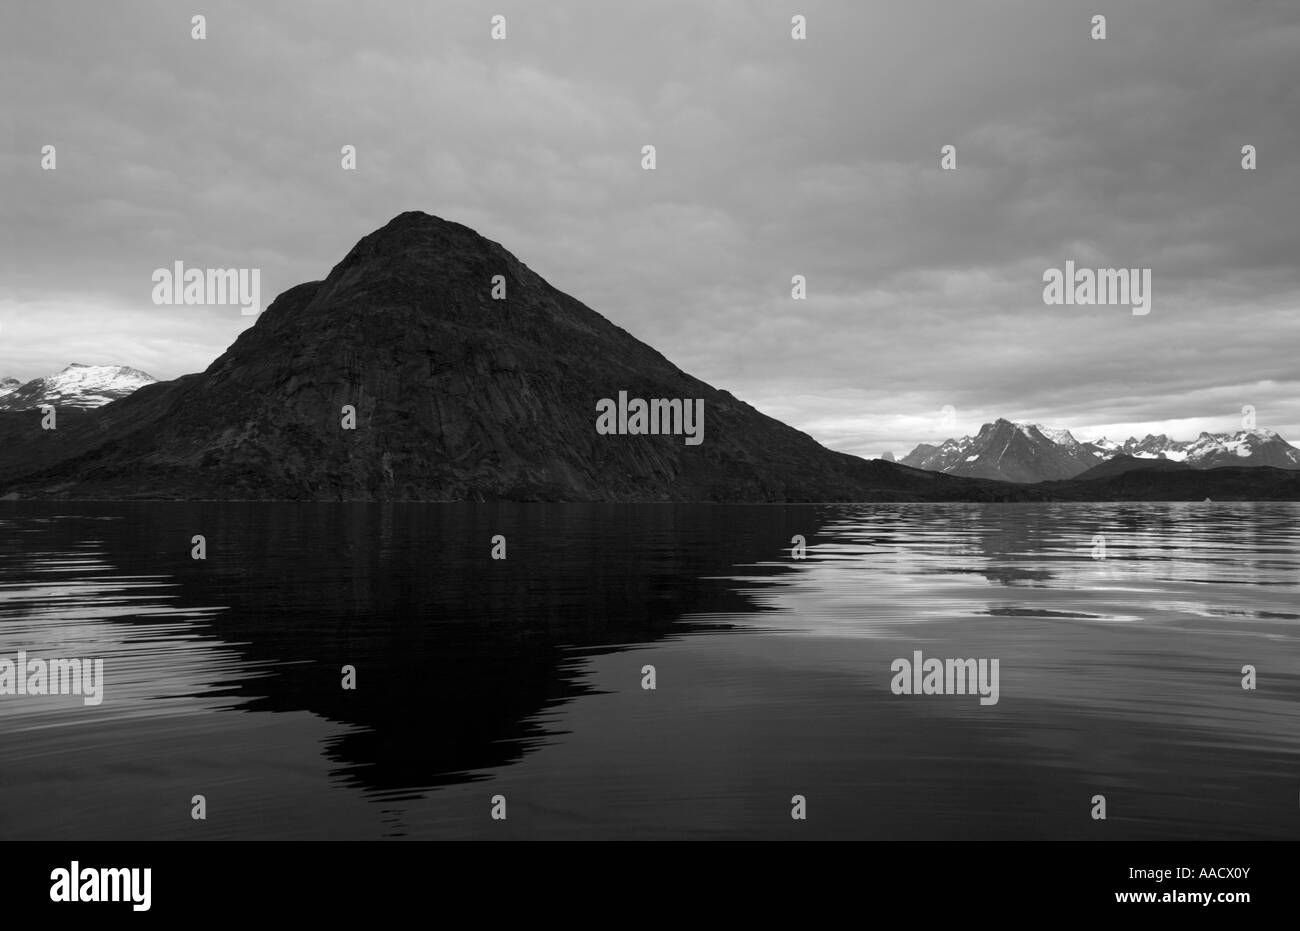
2 0 1297 456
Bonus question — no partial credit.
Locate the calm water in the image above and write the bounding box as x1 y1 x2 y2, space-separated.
1 502 1298 840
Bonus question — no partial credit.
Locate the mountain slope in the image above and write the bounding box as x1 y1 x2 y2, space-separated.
0 212 1036 502
1073 455 1191 481
0 364 157 411
1047 464 1300 501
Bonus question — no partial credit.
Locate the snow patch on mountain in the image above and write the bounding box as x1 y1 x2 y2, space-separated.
1033 424 1080 447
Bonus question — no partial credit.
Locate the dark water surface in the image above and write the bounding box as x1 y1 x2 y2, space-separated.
1 502 1297 840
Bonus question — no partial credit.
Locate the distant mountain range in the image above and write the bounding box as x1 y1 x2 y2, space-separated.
0 364 157 411
901 418 1300 483
0 214 1296 502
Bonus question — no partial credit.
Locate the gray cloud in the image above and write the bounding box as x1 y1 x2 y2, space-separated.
3 0 1297 457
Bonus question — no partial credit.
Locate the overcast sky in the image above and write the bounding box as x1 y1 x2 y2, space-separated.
3 0 1298 457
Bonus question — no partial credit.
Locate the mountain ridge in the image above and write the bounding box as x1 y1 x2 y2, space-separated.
0 363 157 411
902 419 1300 483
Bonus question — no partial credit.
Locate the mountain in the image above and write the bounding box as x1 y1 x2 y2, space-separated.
899 419 1101 483
1047 464 1300 501
905 422 1300 483
0 378 19 396
1073 454 1191 481
1178 430 1300 469
0 212 1036 502
1081 430 1300 468
0 364 157 411
1115 434 1181 460
1081 436 1121 458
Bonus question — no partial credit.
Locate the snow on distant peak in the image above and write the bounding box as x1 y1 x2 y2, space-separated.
54 362 155 387
1032 424 1078 446
1006 421 1082 447
901 418 1300 480
0 363 158 411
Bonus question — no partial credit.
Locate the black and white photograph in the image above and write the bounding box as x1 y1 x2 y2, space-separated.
2 0 1296 914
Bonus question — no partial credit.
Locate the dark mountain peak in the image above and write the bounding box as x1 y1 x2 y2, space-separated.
329 211 514 278
1074 454 1191 481
206 213 555 385
342 211 494 260
900 418 1100 483
279 212 550 340
382 209 474 235
3 215 1045 502
984 419 1041 443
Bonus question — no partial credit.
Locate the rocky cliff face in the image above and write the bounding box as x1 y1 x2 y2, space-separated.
0 212 1027 502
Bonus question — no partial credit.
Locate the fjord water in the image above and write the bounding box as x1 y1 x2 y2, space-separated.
2 502 1298 841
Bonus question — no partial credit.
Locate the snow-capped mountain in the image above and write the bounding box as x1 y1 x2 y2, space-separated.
0 364 158 411
0 377 19 397
1180 430 1300 469
1084 433 1186 461
1034 425 1080 448
1081 436 1121 457
900 419 1101 483
1082 430 1300 468
903 421 1300 483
